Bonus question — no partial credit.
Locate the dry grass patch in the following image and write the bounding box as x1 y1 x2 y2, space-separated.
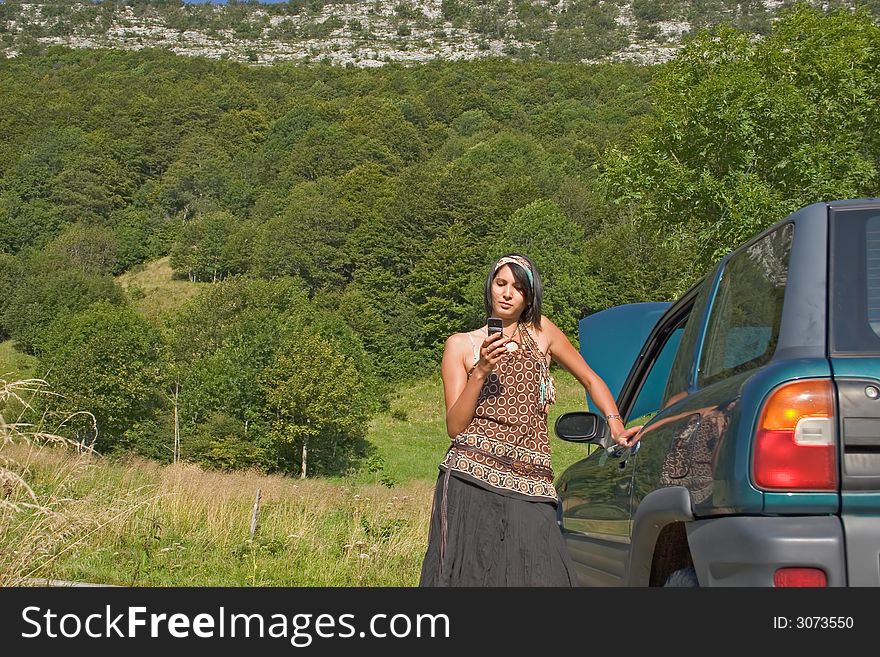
7 448 436 586
1 379 150 586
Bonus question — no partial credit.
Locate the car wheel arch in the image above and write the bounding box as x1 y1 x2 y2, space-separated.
625 486 694 586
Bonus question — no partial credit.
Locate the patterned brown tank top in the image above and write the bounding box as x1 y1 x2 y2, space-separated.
440 324 557 502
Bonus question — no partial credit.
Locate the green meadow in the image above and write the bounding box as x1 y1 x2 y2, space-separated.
350 368 594 487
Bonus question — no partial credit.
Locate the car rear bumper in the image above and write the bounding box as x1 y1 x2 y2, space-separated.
841 514 880 586
686 515 847 586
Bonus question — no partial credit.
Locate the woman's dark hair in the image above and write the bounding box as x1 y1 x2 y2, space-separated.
483 253 543 327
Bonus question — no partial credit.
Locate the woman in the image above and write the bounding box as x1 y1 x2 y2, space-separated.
419 253 642 586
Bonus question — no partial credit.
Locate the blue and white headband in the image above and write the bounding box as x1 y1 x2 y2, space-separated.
493 255 534 286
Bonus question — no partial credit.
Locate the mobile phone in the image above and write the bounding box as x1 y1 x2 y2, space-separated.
487 317 503 337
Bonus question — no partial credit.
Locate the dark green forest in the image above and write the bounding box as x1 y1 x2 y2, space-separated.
1 4 877 477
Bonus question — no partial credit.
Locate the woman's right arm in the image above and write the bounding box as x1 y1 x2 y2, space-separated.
442 332 506 438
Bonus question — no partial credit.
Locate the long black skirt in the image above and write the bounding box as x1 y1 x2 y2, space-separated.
419 471 579 587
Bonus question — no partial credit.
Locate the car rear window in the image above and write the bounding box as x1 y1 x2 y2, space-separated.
831 207 880 354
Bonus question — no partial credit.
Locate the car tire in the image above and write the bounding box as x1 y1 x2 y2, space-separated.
663 566 699 587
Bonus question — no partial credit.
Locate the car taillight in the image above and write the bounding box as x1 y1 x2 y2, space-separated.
774 568 827 587
754 379 837 490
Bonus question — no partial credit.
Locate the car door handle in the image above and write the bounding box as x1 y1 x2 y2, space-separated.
600 441 640 466
606 441 641 460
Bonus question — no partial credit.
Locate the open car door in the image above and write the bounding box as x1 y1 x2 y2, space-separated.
578 302 671 411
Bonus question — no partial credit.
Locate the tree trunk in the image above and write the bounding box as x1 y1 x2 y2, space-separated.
172 381 180 464
300 435 308 480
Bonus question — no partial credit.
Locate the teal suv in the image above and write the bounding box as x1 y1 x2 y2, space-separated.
555 199 880 587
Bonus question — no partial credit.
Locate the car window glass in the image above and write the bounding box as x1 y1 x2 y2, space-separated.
628 324 685 425
662 279 713 407
830 208 880 353
697 223 794 387
867 215 880 338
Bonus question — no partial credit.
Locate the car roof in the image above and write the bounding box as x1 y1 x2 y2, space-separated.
725 198 880 263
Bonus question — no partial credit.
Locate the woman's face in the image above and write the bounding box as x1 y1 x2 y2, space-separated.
491 265 528 321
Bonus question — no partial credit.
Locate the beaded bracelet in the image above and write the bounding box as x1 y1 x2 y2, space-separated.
605 413 622 421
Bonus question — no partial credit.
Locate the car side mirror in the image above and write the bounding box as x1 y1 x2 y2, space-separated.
554 412 609 445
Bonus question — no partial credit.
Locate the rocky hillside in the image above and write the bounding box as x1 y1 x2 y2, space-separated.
0 1 867 67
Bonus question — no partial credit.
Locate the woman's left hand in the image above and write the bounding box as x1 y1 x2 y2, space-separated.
613 425 643 448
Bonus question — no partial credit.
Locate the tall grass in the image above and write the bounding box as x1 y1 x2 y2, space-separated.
9 453 434 586
2 388 434 585
0 378 153 586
